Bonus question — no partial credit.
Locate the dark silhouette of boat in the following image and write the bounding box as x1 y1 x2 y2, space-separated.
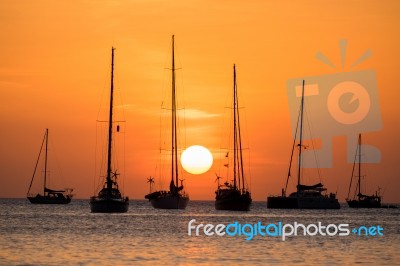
90 47 129 213
346 134 381 208
381 204 398 208
267 80 339 209
144 35 189 209
215 64 252 211
27 129 73 204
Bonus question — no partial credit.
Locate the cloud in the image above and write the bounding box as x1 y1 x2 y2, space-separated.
177 109 221 119
113 105 221 121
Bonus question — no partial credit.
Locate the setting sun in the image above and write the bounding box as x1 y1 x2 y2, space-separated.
181 145 213 175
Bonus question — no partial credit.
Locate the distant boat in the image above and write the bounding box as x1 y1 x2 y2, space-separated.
27 128 73 204
90 47 129 213
144 35 189 209
215 64 252 211
346 134 381 208
267 80 340 209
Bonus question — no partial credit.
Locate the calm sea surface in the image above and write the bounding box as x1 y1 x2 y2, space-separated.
0 199 399 265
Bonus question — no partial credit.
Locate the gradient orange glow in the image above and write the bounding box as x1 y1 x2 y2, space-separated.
1 1 399 202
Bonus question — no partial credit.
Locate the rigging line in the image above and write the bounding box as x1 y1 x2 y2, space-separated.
227 84 234 184
347 135 359 200
285 104 301 194
304 105 322 181
297 80 305 190
174 90 185 159
241 103 251 191
49 134 62 186
160 100 171 190
235 77 245 191
93 122 98 195
218 101 227 181
233 64 237 190
121 123 126 195
98 129 105 189
176 50 187 152
359 134 363 196
380 182 388 197
94 53 114 193
363 157 368 195
158 101 163 190
218 68 234 183
247 150 251 191
235 70 251 190
113 126 118 173
43 129 48 195
95 124 104 192
236 140 241 190
114 82 128 193
96 55 112 121
159 113 172 189
27 130 47 195
100 123 107 189
114 67 127 123
227 72 235 183
241 90 251 191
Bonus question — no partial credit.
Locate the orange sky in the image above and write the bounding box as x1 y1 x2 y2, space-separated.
1 0 399 202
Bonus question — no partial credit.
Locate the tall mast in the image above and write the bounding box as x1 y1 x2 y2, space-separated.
297 80 305 191
44 128 49 195
234 65 245 190
233 64 237 190
358 133 361 200
106 47 115 195
171 35 179 187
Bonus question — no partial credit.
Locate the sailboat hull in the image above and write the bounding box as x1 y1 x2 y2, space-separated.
215 189 252 211
90 197 129 213
267 196 298 209
296 196 340 209
215 198 251 211
27 195 71 204
347 199 381 208
150 193 189 209
267 194 340 209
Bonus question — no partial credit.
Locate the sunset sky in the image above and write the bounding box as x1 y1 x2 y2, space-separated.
1 0 399 202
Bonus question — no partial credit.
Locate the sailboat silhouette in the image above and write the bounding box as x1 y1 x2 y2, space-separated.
215 64 252 211
267 80 340 209
145 35 189 209
90 47 129 213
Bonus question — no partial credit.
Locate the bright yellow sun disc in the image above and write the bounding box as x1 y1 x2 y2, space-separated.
181 145 213 175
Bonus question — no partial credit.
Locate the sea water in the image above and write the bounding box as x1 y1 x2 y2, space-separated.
0 199 399 265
